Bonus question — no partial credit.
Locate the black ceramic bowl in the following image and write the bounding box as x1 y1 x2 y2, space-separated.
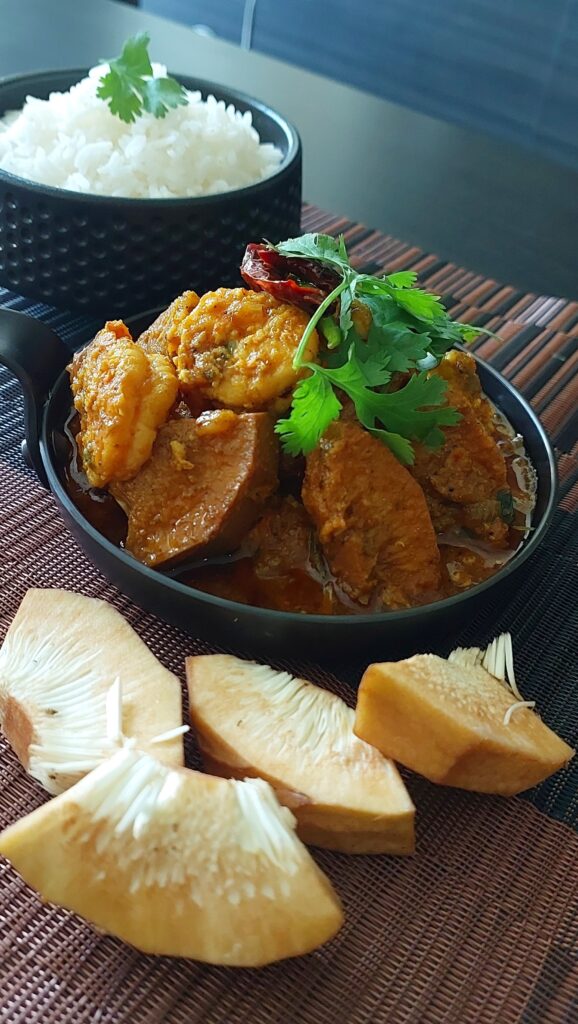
0 70 301 314
0 307 557 664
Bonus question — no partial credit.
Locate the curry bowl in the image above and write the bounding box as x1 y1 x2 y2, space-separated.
0 70 301 314
0 307 556 662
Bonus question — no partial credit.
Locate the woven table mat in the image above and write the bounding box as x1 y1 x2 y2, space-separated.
0 203 577 1023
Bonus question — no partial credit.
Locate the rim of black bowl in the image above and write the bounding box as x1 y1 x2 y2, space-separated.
42 347 558 629
0 68 300 205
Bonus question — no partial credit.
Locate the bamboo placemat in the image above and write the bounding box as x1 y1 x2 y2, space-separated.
0 203 577 1023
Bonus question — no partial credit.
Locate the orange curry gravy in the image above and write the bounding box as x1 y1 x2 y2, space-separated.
62 406 536 616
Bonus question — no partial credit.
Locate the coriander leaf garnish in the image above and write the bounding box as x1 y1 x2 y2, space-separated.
291 278 349 368
460 325 483 344
352 330 392 387
355 371 461 447
388 286 445 322
276 233 350 275
261 232 489 462
275 355 459 466
318 316 342 349
97 32 188 123
141 75 189 119
366 428 415 465
275 372 342 455
98 66 143 123
384 270 417 289
356 273 446 322
365 322 430 373
338 280 354 335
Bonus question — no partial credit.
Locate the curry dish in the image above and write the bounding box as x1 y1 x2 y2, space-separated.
65 236 536 616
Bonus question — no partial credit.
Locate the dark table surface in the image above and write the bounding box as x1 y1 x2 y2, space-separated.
3 0 578 299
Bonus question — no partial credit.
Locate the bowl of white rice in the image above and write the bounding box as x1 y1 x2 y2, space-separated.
0 65 301 312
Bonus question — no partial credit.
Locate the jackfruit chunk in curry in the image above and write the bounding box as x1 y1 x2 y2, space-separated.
110 411 278 568
69 320 178 489
303 420 442 609
411 351 510 547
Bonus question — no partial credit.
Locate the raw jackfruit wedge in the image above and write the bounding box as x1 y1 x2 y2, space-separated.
0 747 343 966
354 636 574 795
0 589 184 794
186 654 415 854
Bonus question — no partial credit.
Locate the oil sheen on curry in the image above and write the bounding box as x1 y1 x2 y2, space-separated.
64 234 537 616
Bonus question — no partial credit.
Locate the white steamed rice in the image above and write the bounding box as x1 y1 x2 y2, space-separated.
0 63 283 199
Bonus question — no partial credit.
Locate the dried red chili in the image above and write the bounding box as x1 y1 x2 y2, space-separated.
240 243 340 312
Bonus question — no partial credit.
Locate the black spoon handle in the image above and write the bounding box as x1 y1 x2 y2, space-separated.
0 307 70 486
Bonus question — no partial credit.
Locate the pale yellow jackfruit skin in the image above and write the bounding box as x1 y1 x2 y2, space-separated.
186 654 415 854
0 749 343 966
354 656 574 796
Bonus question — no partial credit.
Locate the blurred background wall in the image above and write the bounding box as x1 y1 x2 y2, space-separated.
141 0 578 169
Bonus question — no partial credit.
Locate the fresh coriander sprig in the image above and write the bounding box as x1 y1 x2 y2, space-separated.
97 33 188 123
291 278 349 368
274 233 488 464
